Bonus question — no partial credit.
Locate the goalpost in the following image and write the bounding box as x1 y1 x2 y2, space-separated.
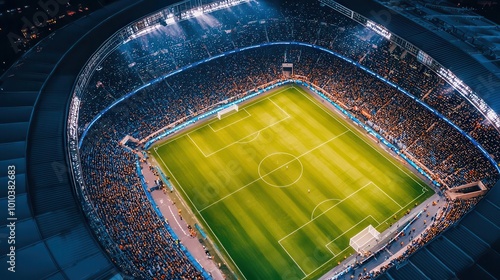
217 104 239 120
349 225 380 254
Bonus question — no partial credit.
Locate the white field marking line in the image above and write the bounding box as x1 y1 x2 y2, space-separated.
258 152 304 188
267 97 291 118
302 246 353 280
310 198 341 220
197 152 298 212
370 213 381 225
301 194 422 280
236 131 260 144
199 130 350 212
280 216 380 276
289 130 349 162
294 86 430 193
278 238 307 276
321 187 429 272
202 115 291 157
152 86 416 280
208 108 252 132
324 215 376 256
187 133 209 158
153 148 200 214
200 96 292 156
376 188 428 228
298 216 381 279
154 148 248 280
371 182 404 209
197 210 249 280
156 86 295 150
169 205 188 236
278 181 372 243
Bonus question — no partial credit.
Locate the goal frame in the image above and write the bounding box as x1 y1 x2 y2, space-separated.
217 104 239 120
349 224 380 254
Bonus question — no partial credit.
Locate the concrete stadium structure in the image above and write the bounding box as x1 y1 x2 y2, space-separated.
0 0 498 279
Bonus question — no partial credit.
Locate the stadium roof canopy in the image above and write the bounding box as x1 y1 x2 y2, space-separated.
0 0 498 279
0 0 177 278
380 180 500 280
327 0 500 278
329 0 500 115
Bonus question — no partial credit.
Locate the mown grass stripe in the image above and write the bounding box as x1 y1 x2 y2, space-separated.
151 85 433 280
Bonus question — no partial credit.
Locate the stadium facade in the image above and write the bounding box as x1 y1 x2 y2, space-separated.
0 0 499 279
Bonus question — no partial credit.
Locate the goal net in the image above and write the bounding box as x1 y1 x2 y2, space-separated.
349 225 380 254
217 104 239 120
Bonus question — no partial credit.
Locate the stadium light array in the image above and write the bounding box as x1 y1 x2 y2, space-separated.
322 0 500 132
366 20 392 40
192 9 204 17
437 67 500 129
181 0 250 20
165 13 176 25
124 0 250 43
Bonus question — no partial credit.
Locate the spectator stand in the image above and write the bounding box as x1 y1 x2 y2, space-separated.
71 2 500 278
136 156 213 279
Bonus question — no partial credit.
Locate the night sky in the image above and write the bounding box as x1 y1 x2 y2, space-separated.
0 0 117 75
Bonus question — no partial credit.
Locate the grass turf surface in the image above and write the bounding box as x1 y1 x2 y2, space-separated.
151 85 433 280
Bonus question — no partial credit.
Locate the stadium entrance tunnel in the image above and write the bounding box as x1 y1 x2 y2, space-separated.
258 152 303 187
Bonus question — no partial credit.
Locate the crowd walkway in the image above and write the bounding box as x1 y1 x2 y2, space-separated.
140 158 225 280
319 193 446 280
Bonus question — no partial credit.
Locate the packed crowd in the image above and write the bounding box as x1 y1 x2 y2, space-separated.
77 0 500 161
75 0 500 278
359 197 480 280
96 43 498 188
79 42 497 277
80 129 202 279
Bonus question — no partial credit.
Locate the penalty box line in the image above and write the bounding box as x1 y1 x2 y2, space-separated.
188 97 293 158
279 179 403 278
278 182 375 278
267 97 291 118
371 182 404 209
376 187 429 229
208 109 252 132
208 96 290 132
298 232 370 280
278 181 373 244
279 214 374 278
319 188 429 276
279 239 307 277
191 114 291 158
155 86 294 151
324 215 377 257
187 134 209 157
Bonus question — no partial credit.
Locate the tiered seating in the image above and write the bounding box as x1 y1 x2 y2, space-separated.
75 0 500 278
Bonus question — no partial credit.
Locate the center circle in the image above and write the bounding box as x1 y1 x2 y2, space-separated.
258 152 303 188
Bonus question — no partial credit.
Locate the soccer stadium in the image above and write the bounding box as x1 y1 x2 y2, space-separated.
1 0 499 279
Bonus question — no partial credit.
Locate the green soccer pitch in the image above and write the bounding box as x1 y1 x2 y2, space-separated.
151 85 433 280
